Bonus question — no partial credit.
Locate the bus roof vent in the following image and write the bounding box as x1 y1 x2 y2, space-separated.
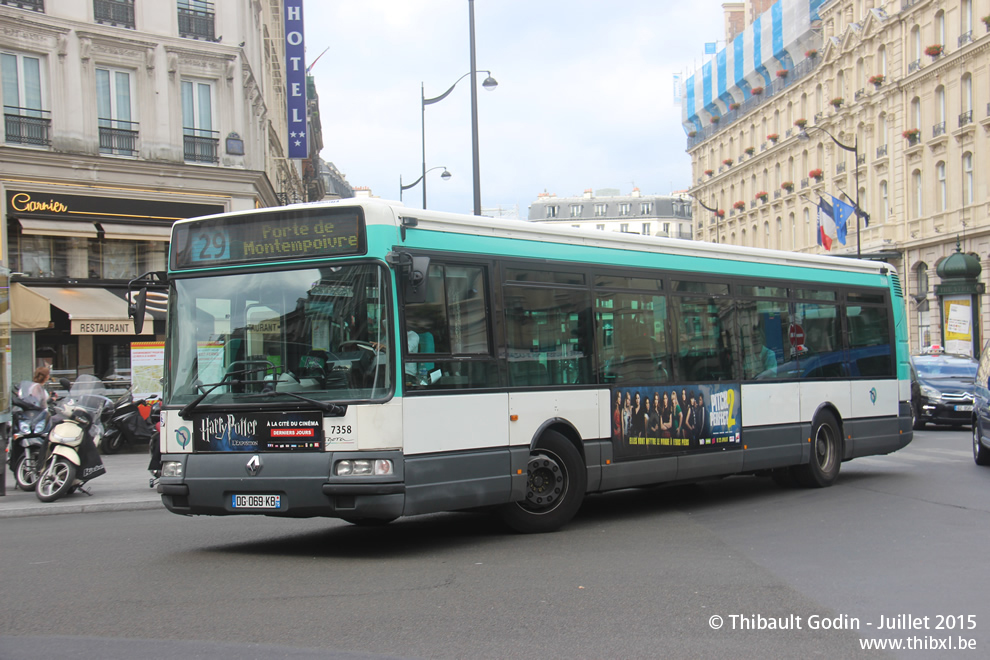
889 273 903 298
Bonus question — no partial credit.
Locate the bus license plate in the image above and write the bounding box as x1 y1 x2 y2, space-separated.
233 494 281 509
955 405 973 412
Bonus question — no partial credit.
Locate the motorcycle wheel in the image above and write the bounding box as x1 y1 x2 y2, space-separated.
36 456 77 502
15 449 40 491
102 428 123 454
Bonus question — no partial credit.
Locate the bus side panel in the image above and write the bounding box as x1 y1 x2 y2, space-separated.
599 456 678 491
507 390 607 447
799 381 852 422
739 383 804 471
402 393 509 454
676 447 744 481
849 380 900 419
403 448 514 516
401 393 512 515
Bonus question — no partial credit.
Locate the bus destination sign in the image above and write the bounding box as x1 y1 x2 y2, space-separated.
172 208 365 269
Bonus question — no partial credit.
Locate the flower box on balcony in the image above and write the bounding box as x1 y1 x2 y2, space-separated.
710 116 720 124
794 118 807 128
925 44 943 57
756 191 769 203
805 49 818 59
767 133 779 143
781 181 794 193
722 158 734 166
776 69 789 78
729 102 740 111
830 97 844 108
869 74 885 87
744 146 755 156
704 169 714 176
715 209 725 218
688 130 697 137
809 168 823 181
733 201 746 211
751 86 764 95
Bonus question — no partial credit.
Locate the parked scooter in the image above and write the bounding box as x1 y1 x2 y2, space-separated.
8 381 54 491
35 376 111 502
102 386 160 454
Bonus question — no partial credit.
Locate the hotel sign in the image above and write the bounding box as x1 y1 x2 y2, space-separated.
284 0 308 159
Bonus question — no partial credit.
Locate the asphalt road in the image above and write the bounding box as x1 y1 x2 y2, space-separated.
2 426 988 660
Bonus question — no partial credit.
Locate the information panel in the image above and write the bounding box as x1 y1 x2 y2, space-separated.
610 383 742 461
193 411 324 452
172 207 365 270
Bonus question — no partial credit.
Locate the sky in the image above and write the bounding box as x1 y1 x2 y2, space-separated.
303 1 725 218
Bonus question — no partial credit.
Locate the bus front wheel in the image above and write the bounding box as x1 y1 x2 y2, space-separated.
498 430 586 534
792 411 842 488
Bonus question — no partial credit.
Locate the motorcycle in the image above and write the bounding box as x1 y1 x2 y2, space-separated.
8 381 54 491
35 376 111 503
101 386 160 454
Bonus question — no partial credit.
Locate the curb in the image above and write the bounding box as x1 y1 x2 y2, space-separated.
0 498 164 519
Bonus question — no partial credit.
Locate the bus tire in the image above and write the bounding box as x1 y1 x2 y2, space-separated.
792 411 842 488
498 430 586 534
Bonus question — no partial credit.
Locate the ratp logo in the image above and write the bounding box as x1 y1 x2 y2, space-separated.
175 426 191 449
869 388 878 405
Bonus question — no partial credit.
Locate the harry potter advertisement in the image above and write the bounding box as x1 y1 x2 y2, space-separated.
610 384 741 461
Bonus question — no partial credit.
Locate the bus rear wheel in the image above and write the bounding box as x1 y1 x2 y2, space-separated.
498 430 586 534
792 411 842 488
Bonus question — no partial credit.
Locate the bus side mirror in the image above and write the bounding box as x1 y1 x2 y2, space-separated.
129 287 148 335
404 256 430 304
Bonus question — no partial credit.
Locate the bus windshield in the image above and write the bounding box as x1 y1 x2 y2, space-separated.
165 263 392 407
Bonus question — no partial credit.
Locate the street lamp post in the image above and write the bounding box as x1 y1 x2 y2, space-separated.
420 1 497 214
693 197 721 243
798 126 862 257
400 166 451 203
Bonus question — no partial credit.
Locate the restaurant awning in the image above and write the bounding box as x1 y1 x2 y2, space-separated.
18 218 99 238
99 223 173 241
11 284 153 335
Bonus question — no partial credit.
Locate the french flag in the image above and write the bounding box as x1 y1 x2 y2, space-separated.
817 197 834 251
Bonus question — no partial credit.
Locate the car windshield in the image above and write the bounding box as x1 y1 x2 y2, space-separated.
165 263 392 407
914 359 977 378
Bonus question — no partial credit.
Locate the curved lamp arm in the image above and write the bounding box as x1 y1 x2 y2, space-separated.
424 70 497 106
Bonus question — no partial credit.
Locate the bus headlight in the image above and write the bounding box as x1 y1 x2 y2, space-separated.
335 459 393 477
162 461 184 478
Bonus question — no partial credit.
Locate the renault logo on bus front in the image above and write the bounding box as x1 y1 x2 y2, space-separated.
246 455 263 476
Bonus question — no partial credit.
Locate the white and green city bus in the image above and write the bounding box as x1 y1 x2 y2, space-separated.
147 198 912 532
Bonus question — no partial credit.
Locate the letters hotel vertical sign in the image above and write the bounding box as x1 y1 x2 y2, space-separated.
285 0 307 159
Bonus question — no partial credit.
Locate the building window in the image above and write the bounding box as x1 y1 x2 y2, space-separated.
94 0 135 28
879 180 889 223
963 153 973 205
620 223 629 233
618 203 631 216
0 0 44 10
596 224 605 231
912 170 923 218
662 222 670 235
96 67 138 156
178 0 216 41
569 204 582 218
181 79 218 163
545 205 558 219
1 52 50 146
640 202 653 215
641 223 651 236
594 203 607 217
936 162 947 211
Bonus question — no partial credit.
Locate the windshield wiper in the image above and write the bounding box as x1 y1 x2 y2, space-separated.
179 377 236 419
243 388 347 415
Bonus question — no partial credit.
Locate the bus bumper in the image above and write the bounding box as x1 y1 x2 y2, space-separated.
157 451 406 520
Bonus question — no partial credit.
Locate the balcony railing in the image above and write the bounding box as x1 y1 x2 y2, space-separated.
854 88 866 101
94 0 135 28
857 153 866 165
178 0 215 41
908 59 921 73
933 122 946 137
836 162 846 174
876 144 887 158
98 119 139 156
958 31 972 47
0 0 44 11
901 0 920 9
183 128 219 163
4 106 51 146
774 189 782 199
959 110 973 127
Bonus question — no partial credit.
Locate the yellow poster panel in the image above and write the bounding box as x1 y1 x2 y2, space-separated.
943 296 973 357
